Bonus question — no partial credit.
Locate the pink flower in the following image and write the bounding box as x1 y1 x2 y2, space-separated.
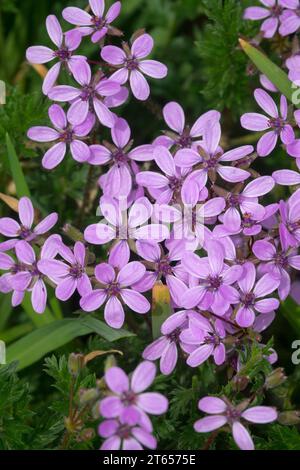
26 15 85 95
142 310 196 375
38 241 92 301
0 197 58 252
279 0 300 36
88 118 153 198
234 262 280 327
48 60 123 128
174 121 252 189
241 89 295 157
278 189 300 247
99 361 168 428
153 101 220 149
99 419 157 450
63 0 122 44
244 1 286 38
181 240 243 315
222 176 275 232
8 236 60 314
101 33 168 101
180 313 227 367
80 260 150 329
27 104 94 169
194 396 277 450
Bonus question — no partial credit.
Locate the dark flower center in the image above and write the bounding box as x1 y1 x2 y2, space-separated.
241 213 256 228
177 131 192 148
167 327 182 343
225 406 241 424
113 149 128 164
60 129 74 144
202 155 219 169
241 291 256 308
121 390 136 406
156 257 172 277
106 281 121 296
117 424 132 439
204 332 220 346
208 275 222 290
271 5 283 18
18 226 32 239
69 263 84 279
228 194 241 208
81 85 96 102
125 58 139 70
274 252 288 268
91 15 106 30
55 48 72 61
269 117 285 134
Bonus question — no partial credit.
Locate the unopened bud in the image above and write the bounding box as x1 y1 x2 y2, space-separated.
265 368 287 389
233 375 250 392
76 428 95 442
104 354 117 372
63 224 84 242
278 411 300 426
79 388 100 405
68 353 85 377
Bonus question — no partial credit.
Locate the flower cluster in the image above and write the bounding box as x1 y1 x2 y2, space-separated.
98 361 168 450
2 0 300 451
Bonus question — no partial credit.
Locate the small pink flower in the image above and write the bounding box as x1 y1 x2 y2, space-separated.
101 33 168 101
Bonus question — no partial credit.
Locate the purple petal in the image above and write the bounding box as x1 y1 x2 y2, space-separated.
131 361 156 393
120 289 150 313
139 60 168 79
154 146 176 177
99 396 123 419
70 140 90 162
98 419 118 438
252 240 276 261
236 306 256 327
219 145 254 162
131 34 153 59
217 166 250 183
203 121 221 155
56 277 77 301
104 296 125 328
232 422 254 451
131 427 156 450
84 223 115 245
163 101 185 133
244 7 270 20
0 218 20 237
129 144 154 161
262 17 279 38
166 275 188 306
143 336 169 361
190 110 221 138
174 148 201 167
241 406 277 424
100 436 121 450
136 171 168 188
160 342 178 375
187 344 214 367
257 131 278 157
18 197 34 228
46 15 63 47
27 126 59 142
112 117 130 148
62 7 92 26
89 0 104 16
198 397 227 414
34 212 58 235
240 113 270 131
105 366 129 393
42 142 66 169
255 298 279 313
117 262 146 286
242 176 275 197
31 279 47 314
101 45 126 65
42 62 61 95
26 46 54 64
253 273 279 297
95 263 115 285
48 104 67 130
80 289 107 311
138 392 168 414
238 262 256 293
254 88 278 117
48 85 81 102
15 240 35 265
67 100 89 126
93 98 116 128
194 415 227 433
130 70 150 101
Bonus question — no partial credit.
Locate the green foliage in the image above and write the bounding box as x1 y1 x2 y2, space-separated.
196 0 257 117
256 425 300 450
0 362 32 449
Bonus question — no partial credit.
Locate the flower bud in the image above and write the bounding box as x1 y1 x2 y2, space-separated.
265 368 287 389
68 353 85 377
79 388 100 405
62 224 84 242
278 411 300 426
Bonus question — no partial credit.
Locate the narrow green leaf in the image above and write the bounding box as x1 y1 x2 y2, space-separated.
5 133 30 197
22 292 55 327
6 317 134 370
0 322 33 344
152 282 172 339
239 38 300 107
